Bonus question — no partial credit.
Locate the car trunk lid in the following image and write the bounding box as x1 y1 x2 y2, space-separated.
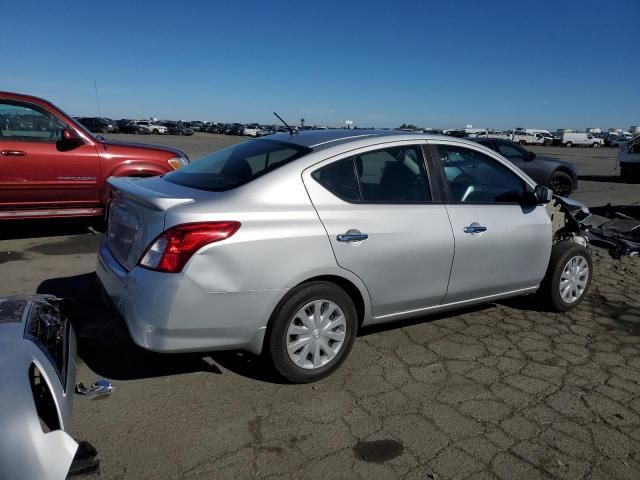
107 177 196 271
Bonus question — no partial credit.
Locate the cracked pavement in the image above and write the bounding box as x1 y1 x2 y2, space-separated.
1 137 638 479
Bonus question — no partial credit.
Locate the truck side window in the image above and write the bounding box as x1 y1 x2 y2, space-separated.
0 100 65 142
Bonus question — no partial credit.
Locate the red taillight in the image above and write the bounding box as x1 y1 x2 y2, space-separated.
138 221 240 273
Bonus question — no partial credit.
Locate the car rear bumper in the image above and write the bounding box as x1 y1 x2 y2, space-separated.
96 237 283 354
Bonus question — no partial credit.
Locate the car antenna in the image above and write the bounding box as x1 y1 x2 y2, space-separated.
273 112 296 135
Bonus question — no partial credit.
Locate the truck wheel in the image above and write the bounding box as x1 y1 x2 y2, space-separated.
543 141 552 146
549 171 573 196
152 129 159 134
536 242 592 312
519 140 526 145
565 142 573 148
592 142 600 148
266 281 358 383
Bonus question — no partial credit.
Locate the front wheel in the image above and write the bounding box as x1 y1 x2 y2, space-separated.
536 242 592 312
592 142 600 148
152 129 159 134
266 281 357 383
549 171 573 196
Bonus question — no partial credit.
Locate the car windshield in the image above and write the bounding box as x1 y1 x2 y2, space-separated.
164 139 311 191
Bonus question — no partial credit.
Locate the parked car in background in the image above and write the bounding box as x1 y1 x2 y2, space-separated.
562 132 601 148
162 121 194 136
133 120 168 135
117 119 149 134
618 135 640 180
0 91 189 220
77 117 119 134
97 130 592 384
605 132 633 147
243 124 261 137
471 138 578 196
187 121 205 132
0 295 78 480
226 123 245 135
206 123 226 134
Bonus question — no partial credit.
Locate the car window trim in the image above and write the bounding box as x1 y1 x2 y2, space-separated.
311 141 442 205
427 140 533 206
0 98 71 144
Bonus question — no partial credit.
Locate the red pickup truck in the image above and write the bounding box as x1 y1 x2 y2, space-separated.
0 91 189 220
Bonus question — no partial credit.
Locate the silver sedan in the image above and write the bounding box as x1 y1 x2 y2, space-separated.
97 130 592 383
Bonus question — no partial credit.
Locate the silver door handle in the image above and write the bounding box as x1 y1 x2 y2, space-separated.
337 231 368 242
464 224 487 234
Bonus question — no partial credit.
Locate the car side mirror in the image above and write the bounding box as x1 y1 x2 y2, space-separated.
534 185 553 204
527 151 536 160
56 129 84 151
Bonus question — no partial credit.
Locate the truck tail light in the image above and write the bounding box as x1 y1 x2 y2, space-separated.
138 221 240 273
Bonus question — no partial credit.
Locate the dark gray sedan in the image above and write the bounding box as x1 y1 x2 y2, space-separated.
471 138 578 196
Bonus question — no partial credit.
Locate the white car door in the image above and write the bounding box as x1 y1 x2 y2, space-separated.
428 140 552 304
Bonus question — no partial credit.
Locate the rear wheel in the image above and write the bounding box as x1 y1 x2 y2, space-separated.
549 171 573 196
536 242 592 312
519 140 527 145
266 281 357 383
565 142 573 148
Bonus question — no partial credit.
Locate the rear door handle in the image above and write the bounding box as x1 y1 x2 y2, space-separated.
1 150 27 156
337 229 368 242
463 223 487 234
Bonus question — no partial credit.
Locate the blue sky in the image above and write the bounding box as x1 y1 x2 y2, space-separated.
2 0 638 130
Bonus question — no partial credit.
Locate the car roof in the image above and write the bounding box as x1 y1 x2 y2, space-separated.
264 129 493 152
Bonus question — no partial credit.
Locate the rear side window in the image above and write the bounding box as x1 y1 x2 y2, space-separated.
313 145 431 203
165 139 311 191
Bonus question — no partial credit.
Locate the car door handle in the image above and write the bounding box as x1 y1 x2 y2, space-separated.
463 223 487 234
1 150 27 156
337 230 368 242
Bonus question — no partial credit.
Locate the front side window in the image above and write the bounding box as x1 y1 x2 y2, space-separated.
313 145 431 203
436 145 526 203
496 142 526 160
0 101 66 142
627 136 640 154
165 139 311 191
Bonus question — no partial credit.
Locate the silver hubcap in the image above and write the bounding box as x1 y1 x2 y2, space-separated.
559 255 589 304
286 300 346 369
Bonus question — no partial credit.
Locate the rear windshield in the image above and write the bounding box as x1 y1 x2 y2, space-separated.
164 139 311 191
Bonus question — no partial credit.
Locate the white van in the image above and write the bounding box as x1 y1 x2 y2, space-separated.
513 131 550 145
562 132 602 148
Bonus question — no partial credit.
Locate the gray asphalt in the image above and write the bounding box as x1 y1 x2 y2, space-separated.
1 134 639 479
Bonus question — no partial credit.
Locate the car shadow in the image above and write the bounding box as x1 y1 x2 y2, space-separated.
578 175 639 184
0 218 99 241
36 273 222 380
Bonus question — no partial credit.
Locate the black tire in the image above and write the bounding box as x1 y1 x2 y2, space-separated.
592 142 600 148
266 281 357 383
549 170 573 196
565 142 573 148
152 129 159 135
543 141 552 146
519 140 527 145
536 242 592 312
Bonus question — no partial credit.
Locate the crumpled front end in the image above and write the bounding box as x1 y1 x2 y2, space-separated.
0 296 78 480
